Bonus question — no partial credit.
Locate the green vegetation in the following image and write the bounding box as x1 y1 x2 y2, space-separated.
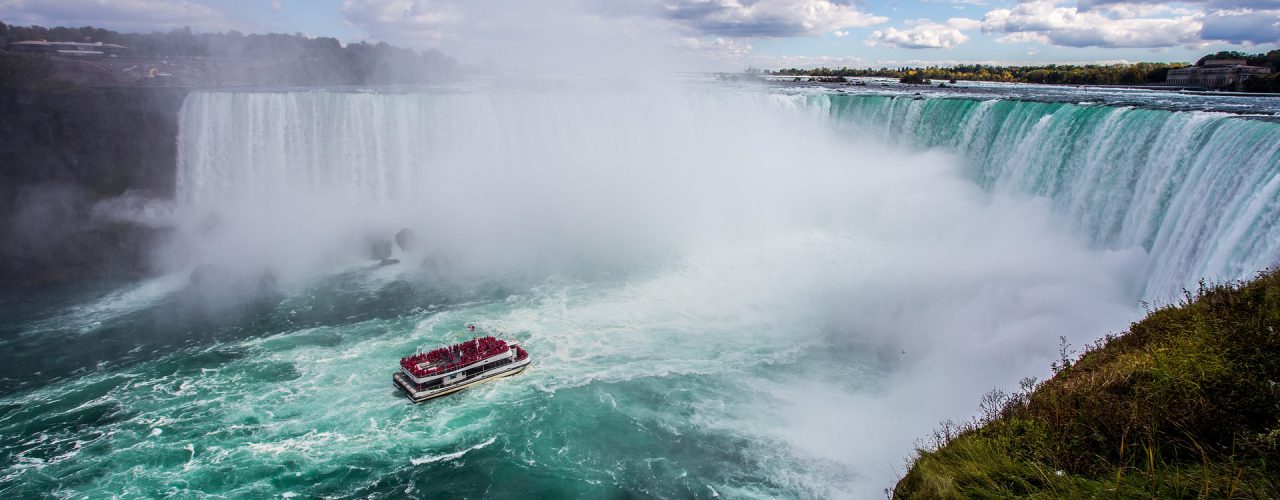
1243 74 1280 93
899 70 929 85
894 270 1280 498
1196 50 1280 69
773 62 1186 85
0 21 457 85
774 49 1280 91
0 52 56 87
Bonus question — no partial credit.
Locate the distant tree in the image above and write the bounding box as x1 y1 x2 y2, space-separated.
1145 66 1173 83
1196 51 1248 65
0 22 459 85
899 71 928 84
0 53 56 86
1257 49 1280 71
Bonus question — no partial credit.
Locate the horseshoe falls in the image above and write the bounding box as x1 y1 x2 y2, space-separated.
818 94 1280 300
2 85 1277 499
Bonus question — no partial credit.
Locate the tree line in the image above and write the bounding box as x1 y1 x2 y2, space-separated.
774 63 1185 85
772 49 1280 91
0 21 459 85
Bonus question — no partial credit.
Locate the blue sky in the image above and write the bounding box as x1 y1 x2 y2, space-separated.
1 0 1276 70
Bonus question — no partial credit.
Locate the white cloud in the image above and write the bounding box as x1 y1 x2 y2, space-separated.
0 0 243 32
340 0 461 45
655 0 888 37
676 36 754 60
751 53 869 68
334 0 888 62
865 18 980 49
332 0 894 71
980 0 1204 48
920 0 989 8
1078 0 1280 10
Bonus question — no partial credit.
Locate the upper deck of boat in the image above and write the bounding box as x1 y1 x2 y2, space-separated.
400 335 515 380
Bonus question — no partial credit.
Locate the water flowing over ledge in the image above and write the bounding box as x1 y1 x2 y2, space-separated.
816 94 1280 299
177 89 1280 300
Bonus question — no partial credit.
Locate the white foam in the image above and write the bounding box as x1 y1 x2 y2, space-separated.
409 437 497 465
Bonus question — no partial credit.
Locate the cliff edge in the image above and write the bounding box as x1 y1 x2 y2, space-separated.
0 86 187 286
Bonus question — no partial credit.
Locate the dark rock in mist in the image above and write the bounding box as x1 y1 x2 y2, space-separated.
188 264 226 289
422 250 453 271
380 258 401 266
395 228 415 252
370 239 394 261
199 212 222 235
184 264 282 318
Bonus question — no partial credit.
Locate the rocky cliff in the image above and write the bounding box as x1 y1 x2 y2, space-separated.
0 86 187 286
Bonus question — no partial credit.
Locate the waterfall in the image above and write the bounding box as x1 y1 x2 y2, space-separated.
175 89 1280 299
175 89 813 206
819 94 1280 298
172 88 827 275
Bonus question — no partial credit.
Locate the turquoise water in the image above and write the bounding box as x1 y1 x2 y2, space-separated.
2 84 1277 498
815 93 1280 299
0 253 899 498
0 285 800 498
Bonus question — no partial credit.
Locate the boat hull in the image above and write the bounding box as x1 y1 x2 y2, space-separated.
394 356 530 403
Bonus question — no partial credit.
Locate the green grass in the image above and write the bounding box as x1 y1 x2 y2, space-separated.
894 270 1280 499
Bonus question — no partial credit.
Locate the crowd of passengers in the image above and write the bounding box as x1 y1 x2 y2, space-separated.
400 336 511 378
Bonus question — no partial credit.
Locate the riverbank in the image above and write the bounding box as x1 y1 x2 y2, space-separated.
894 269 1280 498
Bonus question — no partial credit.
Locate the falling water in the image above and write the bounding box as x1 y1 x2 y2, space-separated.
818 94 1280 298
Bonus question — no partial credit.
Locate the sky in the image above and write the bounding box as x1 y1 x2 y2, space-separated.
0 0 1277 70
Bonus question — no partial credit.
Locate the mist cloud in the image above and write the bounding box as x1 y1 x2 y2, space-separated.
339 0 461 45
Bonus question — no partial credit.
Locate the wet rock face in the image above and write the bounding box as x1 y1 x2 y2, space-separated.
0 87 187 199
0 183 169 286
0 87 188 287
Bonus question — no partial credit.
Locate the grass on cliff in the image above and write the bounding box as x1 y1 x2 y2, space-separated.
894 270 1280 499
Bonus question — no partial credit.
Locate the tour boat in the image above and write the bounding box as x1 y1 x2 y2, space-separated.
394 334 530 403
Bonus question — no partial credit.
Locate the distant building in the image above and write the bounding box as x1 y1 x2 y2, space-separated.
6 40 129 58
1166 59 1272 91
